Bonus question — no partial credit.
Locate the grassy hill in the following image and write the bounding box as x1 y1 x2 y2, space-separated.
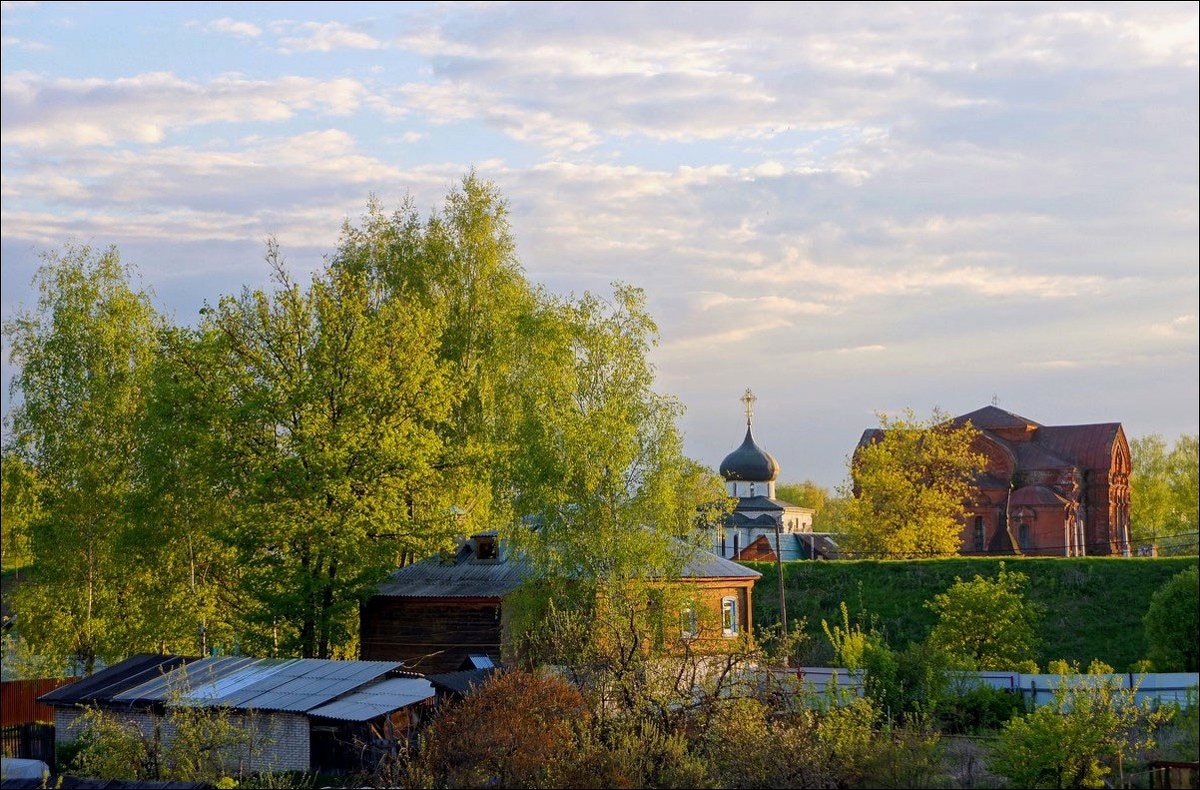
743 556 1196 671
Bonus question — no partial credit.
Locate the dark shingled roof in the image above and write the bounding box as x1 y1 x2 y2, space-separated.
719 426 780 482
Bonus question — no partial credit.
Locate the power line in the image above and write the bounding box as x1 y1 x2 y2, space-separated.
761 531 1200 560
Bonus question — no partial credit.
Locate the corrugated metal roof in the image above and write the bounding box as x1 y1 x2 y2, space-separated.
681 550 762 579
377 554 532 598
307 677 435 721
38 654 195 706
111 657 406 713
377 536 759 599
426 668 496 696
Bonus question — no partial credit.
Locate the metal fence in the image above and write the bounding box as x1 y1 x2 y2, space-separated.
1 677 77 725
0 722 56 772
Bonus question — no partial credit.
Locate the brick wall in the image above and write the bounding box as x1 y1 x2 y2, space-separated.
53 705 310 774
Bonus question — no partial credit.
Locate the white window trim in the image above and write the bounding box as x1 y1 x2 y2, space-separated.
721 596 738 637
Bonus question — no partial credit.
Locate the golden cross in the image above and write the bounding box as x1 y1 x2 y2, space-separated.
741 388 757 426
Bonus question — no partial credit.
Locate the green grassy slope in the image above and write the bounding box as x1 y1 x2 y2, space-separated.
744 557 1196 670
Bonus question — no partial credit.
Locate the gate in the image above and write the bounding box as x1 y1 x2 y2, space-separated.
0 722 57 772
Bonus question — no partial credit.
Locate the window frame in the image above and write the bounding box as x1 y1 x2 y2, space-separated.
721 596 738 637
680 605 699 640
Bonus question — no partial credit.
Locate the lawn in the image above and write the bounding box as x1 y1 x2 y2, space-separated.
744 556 1196 670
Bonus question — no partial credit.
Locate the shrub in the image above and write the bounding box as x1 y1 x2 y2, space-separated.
936 684 1026 733
989 672 1171 788
926 563 1041 670
1143 565 1199 671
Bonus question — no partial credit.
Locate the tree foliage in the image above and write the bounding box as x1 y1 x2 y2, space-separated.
1130 433 1199 553
3 174 726 666
839 409 984 558
990 668 1171 789
3 245 166 672
775 480 829 512
1143 565 1199 671
925 564 1041 671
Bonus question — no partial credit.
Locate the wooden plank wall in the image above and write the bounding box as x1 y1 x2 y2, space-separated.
361 597 502 673
1 677 77 725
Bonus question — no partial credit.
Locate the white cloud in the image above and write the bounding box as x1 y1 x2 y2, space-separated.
1 71 369 147
275 21 384 54
1 36 49 50
206 17 262 39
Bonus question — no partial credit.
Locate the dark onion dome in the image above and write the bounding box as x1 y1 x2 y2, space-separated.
719 426 780 482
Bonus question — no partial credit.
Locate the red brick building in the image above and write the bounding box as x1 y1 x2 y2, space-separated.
859 406 1132 557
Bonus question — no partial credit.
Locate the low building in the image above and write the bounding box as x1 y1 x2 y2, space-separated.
360 533 761 672
39 654 435 775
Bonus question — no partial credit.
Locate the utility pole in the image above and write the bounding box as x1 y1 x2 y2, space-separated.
775 517 788 637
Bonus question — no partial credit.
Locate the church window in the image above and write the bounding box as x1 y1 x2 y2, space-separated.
1018 523 1030 550
974 517 985 552
721 597 738 637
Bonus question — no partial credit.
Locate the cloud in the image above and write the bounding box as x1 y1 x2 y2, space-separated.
1 71 369 147
1150 314 1199 339
388 3 1198 150
1 36 48 50
275 21 384 54
206 17 262 39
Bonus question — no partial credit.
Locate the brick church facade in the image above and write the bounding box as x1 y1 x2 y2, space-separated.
957 406 1131 556
860 406 1132 557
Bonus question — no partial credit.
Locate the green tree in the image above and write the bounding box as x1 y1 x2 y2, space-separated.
840 409 984 558
4 245 163 672
1 454 38 570
990 669 1170 789
1130 434 1199 553
926 564 1041 671
181 243 455 659
775 480 829 512
1143 565 1199 671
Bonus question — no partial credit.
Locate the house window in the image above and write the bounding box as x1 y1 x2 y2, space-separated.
721 597 738 637
733 534 739 558
680 606 698 640
720 533 727 556
1018 523 1030 551
974 516 985 552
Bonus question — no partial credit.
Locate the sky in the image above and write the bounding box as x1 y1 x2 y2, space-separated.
2 1 1197 488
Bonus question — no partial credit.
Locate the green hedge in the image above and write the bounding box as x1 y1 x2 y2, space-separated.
744 557 1197 671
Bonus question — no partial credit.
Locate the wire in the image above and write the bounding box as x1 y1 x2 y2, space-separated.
741 531 1200 560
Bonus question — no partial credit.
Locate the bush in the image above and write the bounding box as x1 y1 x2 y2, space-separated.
1143 565 1199 671
926 563 1041 670
936 684 1026 733
989 673 1171 788
418 670 588 788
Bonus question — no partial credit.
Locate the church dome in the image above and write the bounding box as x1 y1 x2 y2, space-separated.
719 426 780 482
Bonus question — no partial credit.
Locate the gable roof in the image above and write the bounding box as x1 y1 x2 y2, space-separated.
375 535 760 599
1036 423 1124 471
955 405 1040 430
